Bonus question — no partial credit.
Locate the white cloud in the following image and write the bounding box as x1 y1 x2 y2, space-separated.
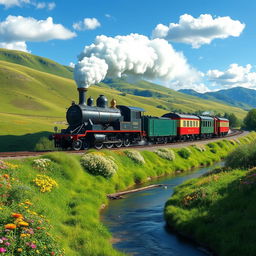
0 0 56 10
69 62 75 68
36 1 55 10
74 34 201 89
0 15 76 52
152 14 245 48
207 64 256 89
0 41 28 51
73 18 101 31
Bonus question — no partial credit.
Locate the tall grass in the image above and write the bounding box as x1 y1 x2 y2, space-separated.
165 133 256 256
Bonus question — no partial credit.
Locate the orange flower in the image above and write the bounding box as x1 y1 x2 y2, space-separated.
5 223 17 229
3 174 9 179
12 213 23 219
18 221 29 227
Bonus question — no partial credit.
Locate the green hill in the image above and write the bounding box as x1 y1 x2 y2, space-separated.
0 49 247 151
0 48 73 79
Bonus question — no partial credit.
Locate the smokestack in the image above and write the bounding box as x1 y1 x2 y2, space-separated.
78 88 87 105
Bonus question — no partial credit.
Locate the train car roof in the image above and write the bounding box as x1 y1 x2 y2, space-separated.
217 117 229 121
198 116 214 120
162 113 200 119
117 105 145 112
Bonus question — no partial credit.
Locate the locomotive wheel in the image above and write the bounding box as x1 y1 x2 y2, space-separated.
72 139 83 151
123 139 130 147
94 142 103 150
115 140 123 148
83 141 90 150
105 143 114 149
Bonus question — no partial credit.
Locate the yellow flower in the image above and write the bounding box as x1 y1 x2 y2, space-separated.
17 248 23 252
18 221 29 227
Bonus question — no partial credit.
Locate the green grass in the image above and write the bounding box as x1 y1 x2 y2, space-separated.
164 132 256 256
0 48 73 79
1 133 255 255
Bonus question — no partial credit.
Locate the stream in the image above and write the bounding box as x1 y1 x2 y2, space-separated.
102 163 223 256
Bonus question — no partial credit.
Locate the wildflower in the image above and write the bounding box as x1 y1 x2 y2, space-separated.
2 174 9 179
11 213 23 219
17 248 23 252
0 248 6 253
18 221 29 227
5 224 16 230
5 242 10 246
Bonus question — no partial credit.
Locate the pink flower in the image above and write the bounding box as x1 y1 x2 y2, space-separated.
5 242 10 246
0 248 6 253
30 243 36 249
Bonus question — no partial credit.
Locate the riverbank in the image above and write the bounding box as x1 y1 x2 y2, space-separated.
165 134 256 256
0 132 255 255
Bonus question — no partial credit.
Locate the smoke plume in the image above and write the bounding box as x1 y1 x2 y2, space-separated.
74 33 199 88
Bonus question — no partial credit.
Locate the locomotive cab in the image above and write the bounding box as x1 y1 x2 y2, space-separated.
117 105 144 130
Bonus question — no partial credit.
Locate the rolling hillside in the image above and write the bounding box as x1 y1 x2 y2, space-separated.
179 87 256 110
0 49 247 151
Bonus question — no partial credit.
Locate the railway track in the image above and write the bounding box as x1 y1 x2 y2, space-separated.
0 129 245 159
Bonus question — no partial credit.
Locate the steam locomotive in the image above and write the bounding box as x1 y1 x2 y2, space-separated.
51 88 229 150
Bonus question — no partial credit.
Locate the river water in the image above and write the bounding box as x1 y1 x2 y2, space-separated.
102 163 222 256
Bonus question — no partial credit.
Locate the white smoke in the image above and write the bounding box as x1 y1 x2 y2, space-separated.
74 33 200 88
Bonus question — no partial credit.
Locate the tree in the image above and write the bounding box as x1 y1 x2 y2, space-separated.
224 113 240 128
243 109 256 130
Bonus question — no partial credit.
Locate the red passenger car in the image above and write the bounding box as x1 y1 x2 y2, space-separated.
214 117 229 136
162 113 200 139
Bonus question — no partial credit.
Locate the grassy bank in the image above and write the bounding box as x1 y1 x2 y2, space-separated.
0 133 255 255
165 133 256 256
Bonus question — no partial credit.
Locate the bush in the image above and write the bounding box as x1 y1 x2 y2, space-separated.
80 153 117 178
225 141 256 169
178 148 191 159
154 148 175 161
210 148 217 154
124 150 145 164
192 144 206 152
34 137 56 151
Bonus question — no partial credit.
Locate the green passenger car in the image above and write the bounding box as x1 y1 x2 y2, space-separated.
142 116 177 137
199 116 214 134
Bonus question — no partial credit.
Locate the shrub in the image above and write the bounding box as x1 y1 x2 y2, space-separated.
217 141 225 148
210 148 217 154
192 144 206 152
207 142 216 149
80 153 117 178
225 141 256 169
34 137 55 151
124 150 145 164
32 158 52 171
154 148 175 161
178 148 191 159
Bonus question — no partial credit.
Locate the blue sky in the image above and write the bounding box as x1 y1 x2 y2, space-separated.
1 0 256 92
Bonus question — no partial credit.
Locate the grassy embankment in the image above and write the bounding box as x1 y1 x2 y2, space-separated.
1 132 255 256
165 134 256 256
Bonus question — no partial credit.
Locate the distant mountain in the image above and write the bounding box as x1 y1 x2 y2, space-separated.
179 87 256 110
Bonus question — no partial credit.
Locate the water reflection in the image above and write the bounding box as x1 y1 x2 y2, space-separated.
102 163 223 256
